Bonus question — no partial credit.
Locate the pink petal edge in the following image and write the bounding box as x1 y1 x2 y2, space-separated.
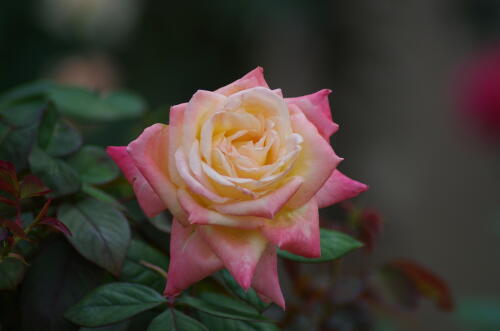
216 67 270 96
286 107 343 208
316 170 369 208
177 188 264 229
212 176 303 218
262 198 321 258
106 146 165 217
251 244 285 309
198 225 267 290
164 219 223 297
127 124 187 224
286 89 338 140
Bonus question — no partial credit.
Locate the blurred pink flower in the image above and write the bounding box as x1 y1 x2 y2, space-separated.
107 68 367 308
48 53 120 92
458 46 500 140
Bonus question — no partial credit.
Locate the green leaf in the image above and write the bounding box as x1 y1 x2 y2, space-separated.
103 91 147 119
82 183 126 212
177 293 272 323
120 238 169 292
0 258 26 290
0 80 54 106
37 103 82 157
220 269 270 312
147 213 171 233
0 100 46 169
58 198 131 276
0 99 46 126
20 240 108 331
28 147 81 197
79 320 129 331
197 312 280 331
148 309 207 331
48 86 145 122
68 146 119 185
65 283 166 327
277 228 363 263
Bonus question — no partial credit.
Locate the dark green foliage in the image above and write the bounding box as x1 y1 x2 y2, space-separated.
64 283 166 327
119 238 169 293
220 269 270 313
58 199 130 276
177 293 272 323
148 309 208 331
20 240 109 331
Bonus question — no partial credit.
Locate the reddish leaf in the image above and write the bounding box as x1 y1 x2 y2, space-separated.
370 265 420 311
0 196 17 206
359 209 383 252
388 259 454 311
0 219 27 239
19 175 50 199
40 217 72 236
0 161 18 195
7 252 29 265
35 199 53 221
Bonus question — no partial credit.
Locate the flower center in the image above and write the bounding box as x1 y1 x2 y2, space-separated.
195 87 303 199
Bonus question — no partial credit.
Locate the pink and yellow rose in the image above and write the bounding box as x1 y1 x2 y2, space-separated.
107 68 367 308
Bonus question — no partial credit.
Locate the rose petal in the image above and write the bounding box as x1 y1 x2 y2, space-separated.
168 103 187 186
107 146 165 217
175 148 229 203
262 198 320 258
177 188 264 229
127 124 187 223
223 87 292 139
182 90 226 153
286 89 338 140
164 219 223 297
198 225 267 290
212 176 303 218
200 111 262 166
286 106 343 208
216 67 270 96
251 244 285 309
316 170 369 208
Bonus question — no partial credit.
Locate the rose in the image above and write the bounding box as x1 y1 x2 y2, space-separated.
107 68 367 308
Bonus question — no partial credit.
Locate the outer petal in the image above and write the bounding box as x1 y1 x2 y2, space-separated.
286 89 338 140
177 188 264 229
262 198 320 258
286 106 343 208
127 124 187 223
216 67 270 96
164 219 223 297
106 146 165 217
198 225 267 290
212 176 303 218
316 170 369 208
251 244 285 309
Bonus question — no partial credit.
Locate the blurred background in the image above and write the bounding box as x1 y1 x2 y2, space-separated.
2 0 500 330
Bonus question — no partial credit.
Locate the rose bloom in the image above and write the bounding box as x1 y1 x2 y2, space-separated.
108 68 367 308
